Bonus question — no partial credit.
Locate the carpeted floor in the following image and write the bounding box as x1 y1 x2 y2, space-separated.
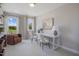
4 39 78 56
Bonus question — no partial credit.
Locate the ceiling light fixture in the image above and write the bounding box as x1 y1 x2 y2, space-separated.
29 3 36 7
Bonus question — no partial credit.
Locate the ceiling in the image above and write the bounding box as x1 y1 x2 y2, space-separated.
2 3 65 16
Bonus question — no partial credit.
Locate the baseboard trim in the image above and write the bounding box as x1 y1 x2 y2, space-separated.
52 43 79 55
60 45 79 55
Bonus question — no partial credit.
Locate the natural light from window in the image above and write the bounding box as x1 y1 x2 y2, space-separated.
8 17 17 34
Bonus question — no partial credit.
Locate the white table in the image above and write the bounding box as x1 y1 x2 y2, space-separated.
40 32 60 49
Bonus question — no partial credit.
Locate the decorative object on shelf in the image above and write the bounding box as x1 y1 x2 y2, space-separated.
43 17 54 30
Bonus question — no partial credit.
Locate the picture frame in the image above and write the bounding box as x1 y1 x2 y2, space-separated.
43 17 54 30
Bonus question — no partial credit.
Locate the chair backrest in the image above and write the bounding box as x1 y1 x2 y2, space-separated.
54 30 58 36
52 26 60 37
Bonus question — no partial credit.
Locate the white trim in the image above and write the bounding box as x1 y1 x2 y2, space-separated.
52 43 79 55
16 16 19 34
60 45 79 55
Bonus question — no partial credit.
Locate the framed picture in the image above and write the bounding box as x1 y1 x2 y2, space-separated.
43 17 54 30
0 16 3 24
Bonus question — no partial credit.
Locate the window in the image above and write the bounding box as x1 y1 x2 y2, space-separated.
27 18 34 31
8 18 17 26
7 16 18 34
8 18 17 33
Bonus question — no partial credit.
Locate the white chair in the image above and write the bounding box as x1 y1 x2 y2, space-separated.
52 26 61 49
36 32 41 43
30 31 38 42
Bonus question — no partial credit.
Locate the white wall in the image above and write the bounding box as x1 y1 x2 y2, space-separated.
36 3 79 53
19 16 35 39
19 16 29 39
36 17 43 32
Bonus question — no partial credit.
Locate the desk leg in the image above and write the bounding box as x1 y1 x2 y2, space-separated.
53 37 60 50
53 38 55 50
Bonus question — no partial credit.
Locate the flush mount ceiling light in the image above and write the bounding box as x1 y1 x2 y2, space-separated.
29 3 36 7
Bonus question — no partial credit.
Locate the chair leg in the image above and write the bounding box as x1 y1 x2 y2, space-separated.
40 42 44 49
31 38 33 42
42 43 44 49
48 43 51 48
40 42 42 46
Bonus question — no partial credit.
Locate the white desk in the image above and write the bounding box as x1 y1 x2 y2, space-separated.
40 31 60 49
